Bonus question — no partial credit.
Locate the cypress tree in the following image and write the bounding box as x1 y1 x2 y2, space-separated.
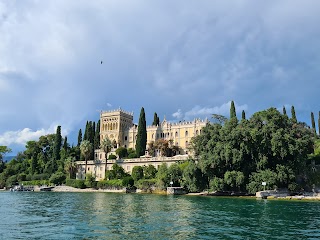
311 112 316 135
157 116 160 125
291 106 297 123
92 121 96 143
94 120 100 149
136 107 147 157
230 100 237 119
77 129 82 147
84 121 89 141
283 106 287 116
63 136 68 151
242 110 246 120
152 112 159 126
54 126 62 161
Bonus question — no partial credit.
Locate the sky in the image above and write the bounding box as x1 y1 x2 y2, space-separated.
0 0 320 154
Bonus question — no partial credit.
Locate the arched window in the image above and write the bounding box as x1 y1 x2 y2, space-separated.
196 130 199 135
185 131 188 137
175 131 178 137
186 141 189 147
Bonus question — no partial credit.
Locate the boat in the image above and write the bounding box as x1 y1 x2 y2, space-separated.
39 186 54 191
10 185 34 192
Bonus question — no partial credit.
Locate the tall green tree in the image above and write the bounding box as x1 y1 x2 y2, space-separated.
241 110 246 120
54 126 62 161
282 106 287 116
94 120 100 150
80 140 93 176
291 106 297 123
311 112 316 135
230 100 236 119
136 107 147 157
63 136 68 151
152 112 160 126
77 129 82 147
84 121 89 141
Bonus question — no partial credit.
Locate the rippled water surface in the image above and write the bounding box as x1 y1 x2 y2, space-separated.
1 192 320 239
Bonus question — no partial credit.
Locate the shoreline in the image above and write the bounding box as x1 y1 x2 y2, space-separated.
3 186 320 201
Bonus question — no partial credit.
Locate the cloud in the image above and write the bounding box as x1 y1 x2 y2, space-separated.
0 1 319 152
172 109 183 119
172 101 248 120
0 125 69 146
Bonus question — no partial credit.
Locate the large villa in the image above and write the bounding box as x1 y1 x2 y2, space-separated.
76 108 208 180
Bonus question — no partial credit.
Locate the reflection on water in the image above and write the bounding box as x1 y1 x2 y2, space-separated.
1 192 320 239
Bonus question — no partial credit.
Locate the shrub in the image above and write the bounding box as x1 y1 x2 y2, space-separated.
85 173 97 188
49 172 66 185
66 179 86 189
131 166 144 181
108 154 117 160
127 152 138 159
209 177 225 192
135 179 156 190
97 179 123 189
122 176 134 187
116 147 128 158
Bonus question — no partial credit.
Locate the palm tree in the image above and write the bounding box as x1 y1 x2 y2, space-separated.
100 137 112 177
80 140 93 177
64 157 77 179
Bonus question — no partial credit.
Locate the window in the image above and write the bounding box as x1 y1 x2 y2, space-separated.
175 131 178 137
196 130 199 135
185 131 188 137
125 136 128 141
127 166 131 171
186 141 189 147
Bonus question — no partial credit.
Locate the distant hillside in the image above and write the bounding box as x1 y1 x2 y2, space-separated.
3 156 16 162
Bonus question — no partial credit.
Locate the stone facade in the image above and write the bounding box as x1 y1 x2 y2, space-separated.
97 108 208 160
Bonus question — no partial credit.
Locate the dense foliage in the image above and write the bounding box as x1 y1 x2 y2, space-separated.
0 105 319 195
190 107 315 193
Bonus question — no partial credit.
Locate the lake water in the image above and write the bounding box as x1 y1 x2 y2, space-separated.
1 192 320 239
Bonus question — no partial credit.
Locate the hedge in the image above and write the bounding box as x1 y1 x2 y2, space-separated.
135 179 157 190
97 179 123 189
65 179 86 189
